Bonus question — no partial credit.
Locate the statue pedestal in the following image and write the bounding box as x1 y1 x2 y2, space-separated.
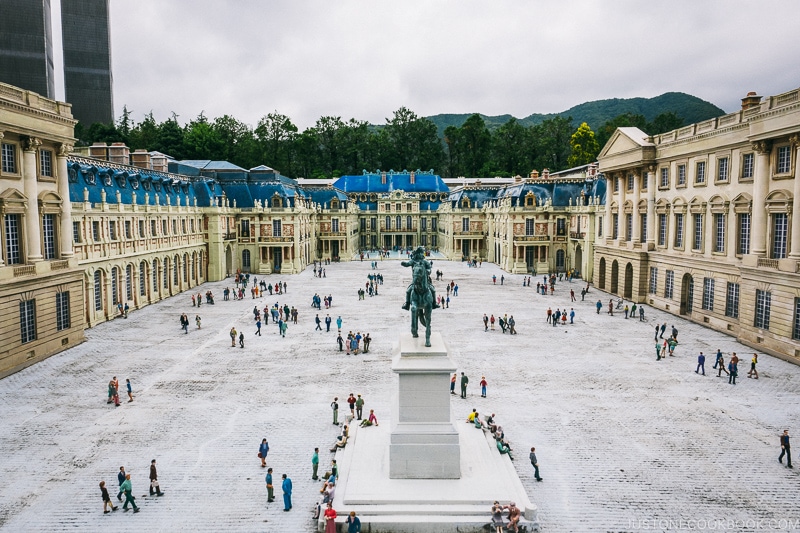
390 332 460 479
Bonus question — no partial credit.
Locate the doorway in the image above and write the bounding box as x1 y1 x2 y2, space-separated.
624 262 633 299
610 260 619 294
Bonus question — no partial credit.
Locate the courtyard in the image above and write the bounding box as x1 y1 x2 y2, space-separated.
0 259 798 532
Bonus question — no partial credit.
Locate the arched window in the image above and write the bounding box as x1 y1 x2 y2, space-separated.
163 258 169 288
94 270 103 311
199 251 205 278
152 259 159 292
183 254 189 283
126 264 133 300
173 255 179 285
139 261 147 296
111 267 119 304
272 195 283 208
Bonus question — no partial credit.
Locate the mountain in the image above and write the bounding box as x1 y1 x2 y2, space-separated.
426 92 726 136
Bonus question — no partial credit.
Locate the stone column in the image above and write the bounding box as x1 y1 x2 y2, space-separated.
57 144 74 257
646 167 656 247
789 136 800 259
750 141 771 256
604 175 612 243
631 170 641 245
22 137 43 262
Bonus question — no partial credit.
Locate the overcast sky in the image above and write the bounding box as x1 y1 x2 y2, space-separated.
51 0 800 130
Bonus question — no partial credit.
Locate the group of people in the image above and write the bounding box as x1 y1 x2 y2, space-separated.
545 307 575 326
337 331 371 355
98 461 163 515
106 376 133 406
482 313 517 333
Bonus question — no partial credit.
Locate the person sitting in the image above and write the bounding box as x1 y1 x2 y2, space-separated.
330 428 348 452
466 409 478 423
496 437 514 460
319 472 336 494
322 481 336 504
504 502 521 533
360 409 379 427
473 413 484 429
493 424 504 440
491 501 506 533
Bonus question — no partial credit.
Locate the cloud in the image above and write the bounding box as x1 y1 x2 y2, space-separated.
100 0 800 130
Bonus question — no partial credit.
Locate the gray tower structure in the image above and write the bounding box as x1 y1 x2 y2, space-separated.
0 0 56 99
61 0 114 126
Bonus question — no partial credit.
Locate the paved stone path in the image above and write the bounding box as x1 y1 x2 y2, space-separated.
0 260 798 531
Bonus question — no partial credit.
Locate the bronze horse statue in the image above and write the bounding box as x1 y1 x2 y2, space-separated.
410 261 434 346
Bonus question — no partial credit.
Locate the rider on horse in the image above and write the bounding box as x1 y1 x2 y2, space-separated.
401 246 439 310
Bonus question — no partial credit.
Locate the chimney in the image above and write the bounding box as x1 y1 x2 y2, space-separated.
410 170 415 184
530 169 539 179
131 149 152 170
151 153 168 173
475 179 482 188
381 171 387 185
89 142 109 161
514 175 523 184
108 142 130 165
542 168 550 179
741 91 762 111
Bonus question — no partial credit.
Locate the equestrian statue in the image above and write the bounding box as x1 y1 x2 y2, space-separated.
401 247 439 347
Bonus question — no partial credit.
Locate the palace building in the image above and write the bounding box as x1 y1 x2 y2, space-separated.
2 80 800 377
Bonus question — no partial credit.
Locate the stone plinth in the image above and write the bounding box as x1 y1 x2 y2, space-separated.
390 332 460 479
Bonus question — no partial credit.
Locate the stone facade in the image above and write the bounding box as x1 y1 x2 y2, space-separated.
595 88 800 363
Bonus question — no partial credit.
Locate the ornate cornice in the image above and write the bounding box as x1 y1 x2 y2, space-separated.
58 143 73 157
751 140 772 154
24 136 42 152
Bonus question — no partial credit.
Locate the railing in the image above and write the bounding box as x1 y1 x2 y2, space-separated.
757 258 779 269
570 232 585 239
13 265 36 277
513 235 550 242
318 231 346 237
452 230 484 236
51 259 71 270
223 232 237 240
380 223 417 232
259 236 294 243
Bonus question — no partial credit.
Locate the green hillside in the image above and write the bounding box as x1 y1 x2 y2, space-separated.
426 92 726 137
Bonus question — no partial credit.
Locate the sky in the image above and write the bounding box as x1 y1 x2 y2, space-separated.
51 0 800 131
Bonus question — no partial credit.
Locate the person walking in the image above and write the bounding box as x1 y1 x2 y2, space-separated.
281 473 293 511
596 300 602 314
779 430 792 468
255 319 262 336
149 459 164 496
728 359 738 385
695 352 706 375
717 352 729 377
460 372 469 398
325 314 332 332
324 502 338 533
569 308 575 324
336 316 343 333
638 305 645 321
316 314 322 331
120 473 139 512
337 334 344 352
239 332 245 348
347 393 356 418
126 379 133 402
480 376 487 398
655 340 662 361
450 373 457 395
748 353 759 379
490 315 495 330
546 307 552 324
570 289 576 302
259 438 270 467
312 448 320 480
116 466 126 501
483 314 489 331
355 394 364 420
230 327 237 347
655 325 660 341
266 467 275 503
508 315 516 334
331 397 339 425
660 323 667 339
99 480 118 513
529 447 543 481
108 378 120 407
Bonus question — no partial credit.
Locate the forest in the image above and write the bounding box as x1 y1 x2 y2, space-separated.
77 105 689 180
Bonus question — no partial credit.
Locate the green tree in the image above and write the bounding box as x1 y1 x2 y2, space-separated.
154 116 186 159
530 116 573 172
212 115 257 168
596 113 647 150
647 112 683 135
459 114 491 178
184 112 225 161
489 118 529 177
567 122 600 167
127 112 159 151
382 107 444 172
255 112 298 173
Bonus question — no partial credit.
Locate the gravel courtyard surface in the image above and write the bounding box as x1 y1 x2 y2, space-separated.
0 260 798 532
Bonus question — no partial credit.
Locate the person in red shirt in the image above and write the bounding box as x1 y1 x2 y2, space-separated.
324 502 337 533
480 376 488 398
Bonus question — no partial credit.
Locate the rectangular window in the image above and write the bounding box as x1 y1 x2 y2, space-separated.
777 145 791 174
406 203 412 212
613 177 619 192
385 216 391 230
1 142 17 173
525 219 534 236
664 270 674 299
396 215 402 230
702 277 715 311
696 161 706 184
640 214 647 243
658 214 667 246
4 213 21 264
714 214 725 253
557 218 566 236
649 267 658 294
693 214 703 250
172 220 177 234
272 220 281 237
462 217 469 232
332 218 339 233
626 175 634 191
772 213 788 259
395 203 401 212
73 221 81 243
742 153 754 179
717 157 729 182
421 234 427 246
153 263 158 292
94 270 103 311
360 218 366 231
20 300 37 343
793 299 800 340
687 278 694 314
674 213 684 248
125 221 131 239
162 220 167 235
597 216 603 237
42 213 56 259
111 268 118 304
660 168 669 188
181 219 186 234
678 165 686 186
406 216 412 230
641 175 647 191
612 214 619 239
126 265 133 300
370 218 376 231
139 262 146 296
431 234 437 247
109 220 117 240
190 219 194 233
150 220 157 236
56 292 70 330
138 220 144 237
92 221 100 241
163 261 168 289
421 218 427 232
241 219 250 237
39 149 53 177
725 283 740 319
625 214 632 242
737 213 751 255
754 290 771 330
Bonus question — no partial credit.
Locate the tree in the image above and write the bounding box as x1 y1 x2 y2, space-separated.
255 112 298 173
567 122 600 167
184 112 225 161
596 113 647 150
489 118 529 177
154 116 185 159
459 114 491 178
530 116 573 172
382 107 444 172
127 112 159 151
647 112 683 135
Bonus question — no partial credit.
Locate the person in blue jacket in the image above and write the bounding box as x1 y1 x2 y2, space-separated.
259 438 269 467
282 473 293 511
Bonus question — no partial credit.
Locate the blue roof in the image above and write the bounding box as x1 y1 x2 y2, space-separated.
333 170 449 194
